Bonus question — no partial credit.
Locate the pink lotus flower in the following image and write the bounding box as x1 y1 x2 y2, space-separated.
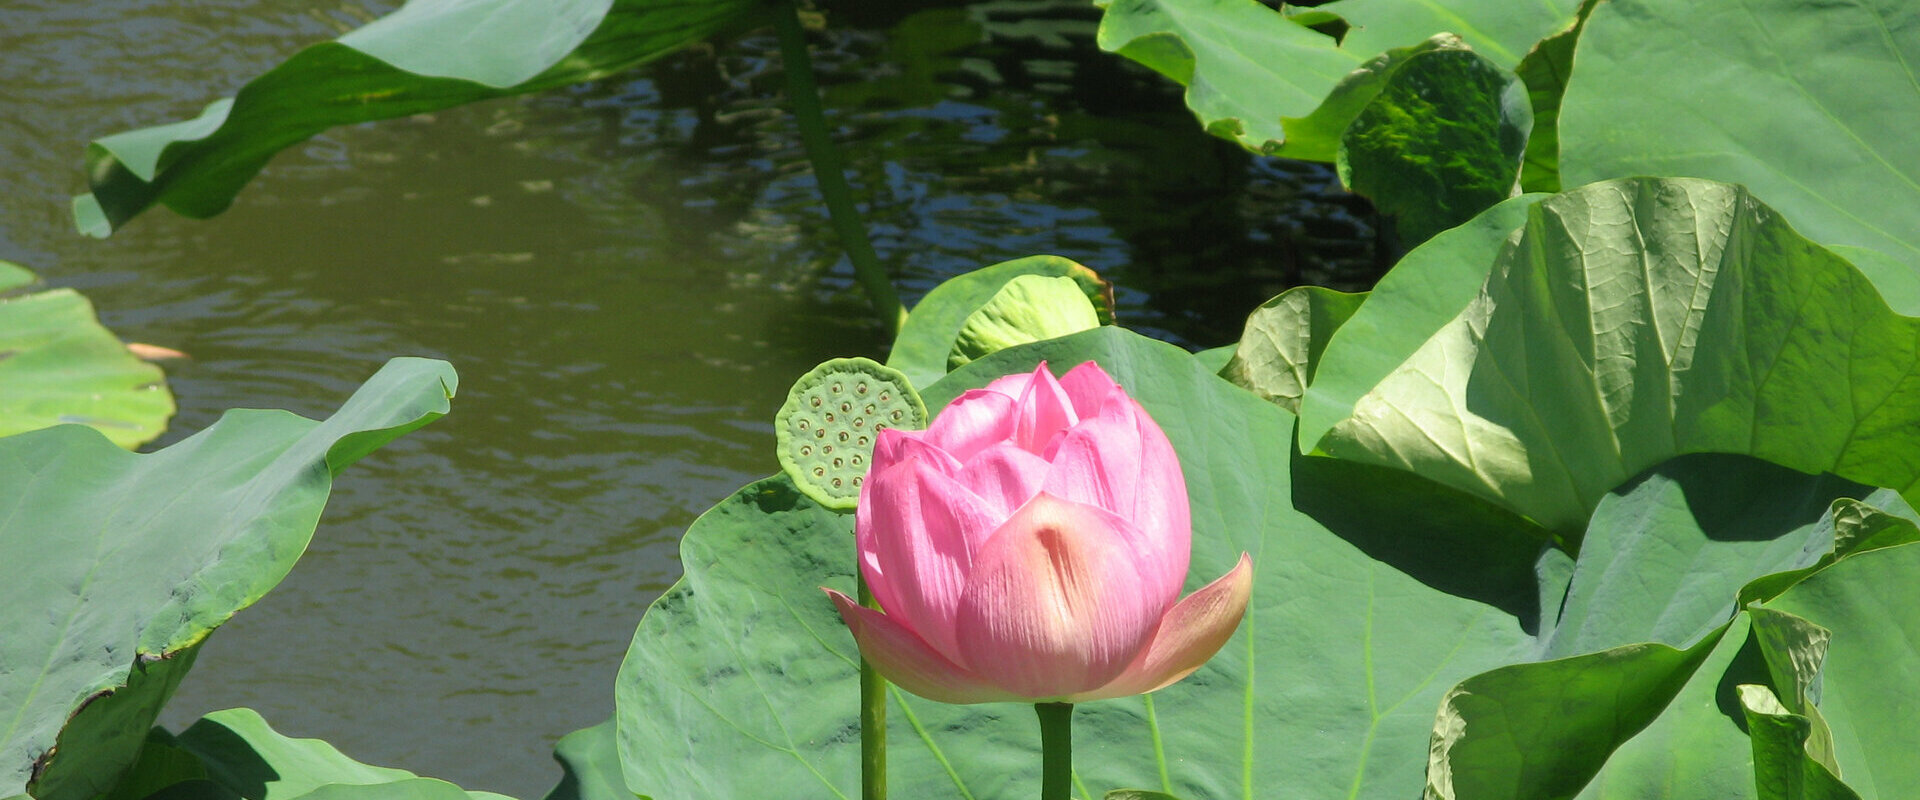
825 361 1253 704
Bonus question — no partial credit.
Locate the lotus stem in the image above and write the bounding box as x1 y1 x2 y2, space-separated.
858 571 887 800
1036 702 1074 800
771 0 907 337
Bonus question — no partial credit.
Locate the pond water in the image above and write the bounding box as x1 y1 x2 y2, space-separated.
1 1 1379 796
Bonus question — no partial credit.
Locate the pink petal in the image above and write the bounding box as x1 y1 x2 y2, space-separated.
951 494 1167 700
924 389 1017 463
1067 553 1253 702
1041 400 1190 605
856 458 1001 660
959 441 1051 518
1058 361 1121 418
1011 364 1079 456
871 428 961 478
826 589 1022 705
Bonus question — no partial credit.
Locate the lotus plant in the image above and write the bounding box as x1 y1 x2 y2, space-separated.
825 361 1253 799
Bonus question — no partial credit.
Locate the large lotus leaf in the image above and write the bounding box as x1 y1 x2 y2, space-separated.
885 255 1113 391
1319 0 1583 70
1763 541 1920 797
2 359 458 800
1309 177 1920 536
1295 193 1542 447
1336 47 1531 246
0 262 174 448
1090 0 1578 161
616 325 1558 799
1426 456 1902 800
108 707 509 800
71 0 762 236
1432 485 1920 800
1558 0 1920 288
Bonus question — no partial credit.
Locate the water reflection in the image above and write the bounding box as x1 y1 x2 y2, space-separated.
1 1 1376 795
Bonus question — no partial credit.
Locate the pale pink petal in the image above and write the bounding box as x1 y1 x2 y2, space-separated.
1067 553 1253 702
959 441 1050 518
1058 361 1121 418
951 494 1166 700
826 589 1023 705
856 458 1001 660
1040 402 1189 606
870 428 960 478
1012 365 1079 456
983 367 1039 397
924 389 1018 462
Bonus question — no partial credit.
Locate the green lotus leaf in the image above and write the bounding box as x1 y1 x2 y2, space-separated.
71 0 763 236
947 274 1101 370
109 707 508 800
1762 539 1920 796
1296 192 1542 446
0 261 175 448
885 255 1113 391
1305 177 1920 536
1559 0 1920 288
541 718 625 800
1336 47 1531 245
1092 0 1579 161
1220 286 1365 414
1509 0 1596 193
1740 684 1859 800
2 359 458 800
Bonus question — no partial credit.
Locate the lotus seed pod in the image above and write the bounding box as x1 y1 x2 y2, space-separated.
776 357 928 510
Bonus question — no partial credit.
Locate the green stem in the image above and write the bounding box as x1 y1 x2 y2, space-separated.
1036 702 1074 800
857 571 887 800
771 1 907 336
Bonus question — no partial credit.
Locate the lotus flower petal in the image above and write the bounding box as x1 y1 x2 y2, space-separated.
923 389 1017 462
1041 400 1189 604
1069 553 1254 702
959 440 1051 518
826 589 1021 705
952 493 1165 699
1057 361 1122 418
870 427 961 478
857 458 1003 659
1005 363 1079 456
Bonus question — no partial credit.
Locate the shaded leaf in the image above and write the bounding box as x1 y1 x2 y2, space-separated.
1337 47 1531 245
1740 685 1860 800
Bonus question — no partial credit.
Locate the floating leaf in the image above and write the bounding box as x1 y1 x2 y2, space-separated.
0 261 174 448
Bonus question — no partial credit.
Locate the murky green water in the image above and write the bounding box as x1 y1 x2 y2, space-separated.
2 1 1377 795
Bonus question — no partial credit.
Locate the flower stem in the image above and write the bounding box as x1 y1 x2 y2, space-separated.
770 0 907 337
858 571 887 800
1036 702 1074 800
